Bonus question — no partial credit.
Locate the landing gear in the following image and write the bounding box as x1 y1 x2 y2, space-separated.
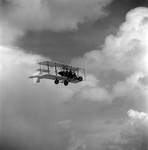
78 76 83 81
64 80 68 86
54 79 59 84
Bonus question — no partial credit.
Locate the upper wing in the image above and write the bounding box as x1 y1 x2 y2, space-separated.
39 61 56 67
39 60 82 71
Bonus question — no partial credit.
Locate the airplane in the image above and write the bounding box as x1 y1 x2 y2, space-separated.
29 60 86 86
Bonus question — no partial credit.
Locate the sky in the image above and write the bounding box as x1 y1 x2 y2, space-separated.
0 0 148 150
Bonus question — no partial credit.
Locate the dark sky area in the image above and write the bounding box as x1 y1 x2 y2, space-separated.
16 0 148 63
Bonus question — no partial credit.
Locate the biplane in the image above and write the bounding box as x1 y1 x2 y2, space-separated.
29 60 86 86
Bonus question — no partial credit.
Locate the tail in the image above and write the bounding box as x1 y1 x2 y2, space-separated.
29 72 40 83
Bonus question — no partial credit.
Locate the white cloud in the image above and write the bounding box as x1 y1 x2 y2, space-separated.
70 7 148 109
73 85 112 102
113 72 148 100
0 45 107 149
70 69 148 107
0 45 42 64
0 0 113 45
72 7 148 75
101 109 148 150
0 5 148 150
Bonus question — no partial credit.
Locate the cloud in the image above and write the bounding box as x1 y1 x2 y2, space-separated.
0 0 113 44
72 84 112 102
0 45 42 64
68 132 86 150
70 7 148 111
63 72 114 104
0 22 25 45
113 72 145 98
69 68 148 111
0 46 43 149
58 120 72 130
72 7 148 75
0 5 148 150
0 45 76 150
112 72 148 110
101 109 148 150
0 45 104 150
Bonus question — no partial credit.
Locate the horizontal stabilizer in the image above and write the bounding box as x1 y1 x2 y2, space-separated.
29 72 40 83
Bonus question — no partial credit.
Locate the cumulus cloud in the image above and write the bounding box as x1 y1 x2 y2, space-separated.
113 72 145 98
101 109 148 150
73 84 112 102
70 7 148 111
112 72 148 111
0 45 106 150
0 0 113 45
1 5 148 150
70 67 148 109
72 7 148 75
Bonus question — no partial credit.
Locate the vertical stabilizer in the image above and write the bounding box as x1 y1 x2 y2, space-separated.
33 72 40 83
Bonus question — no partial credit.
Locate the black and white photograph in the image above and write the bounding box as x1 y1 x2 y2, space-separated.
0 0 148 150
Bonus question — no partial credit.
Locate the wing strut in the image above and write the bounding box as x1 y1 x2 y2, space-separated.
47 62 49 74
39 64 42 75
77 68 79 77
83 69 86 81
55 63 58 76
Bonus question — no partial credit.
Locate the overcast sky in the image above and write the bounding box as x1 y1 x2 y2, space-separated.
0 0 148 150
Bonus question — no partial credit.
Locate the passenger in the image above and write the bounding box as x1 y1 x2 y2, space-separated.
68 71 72 78
59 70 77 79
73 72 77 79
58 71 65 76
65 70 69 77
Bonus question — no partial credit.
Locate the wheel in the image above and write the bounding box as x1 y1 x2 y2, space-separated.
64 80 68 86
54 79 59 84
78 76 83 81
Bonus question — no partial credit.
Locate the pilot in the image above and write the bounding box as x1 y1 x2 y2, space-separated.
73 72 77 79
58 71 65 76
59 70 77 79
68 71 73 78
65 70 69 77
